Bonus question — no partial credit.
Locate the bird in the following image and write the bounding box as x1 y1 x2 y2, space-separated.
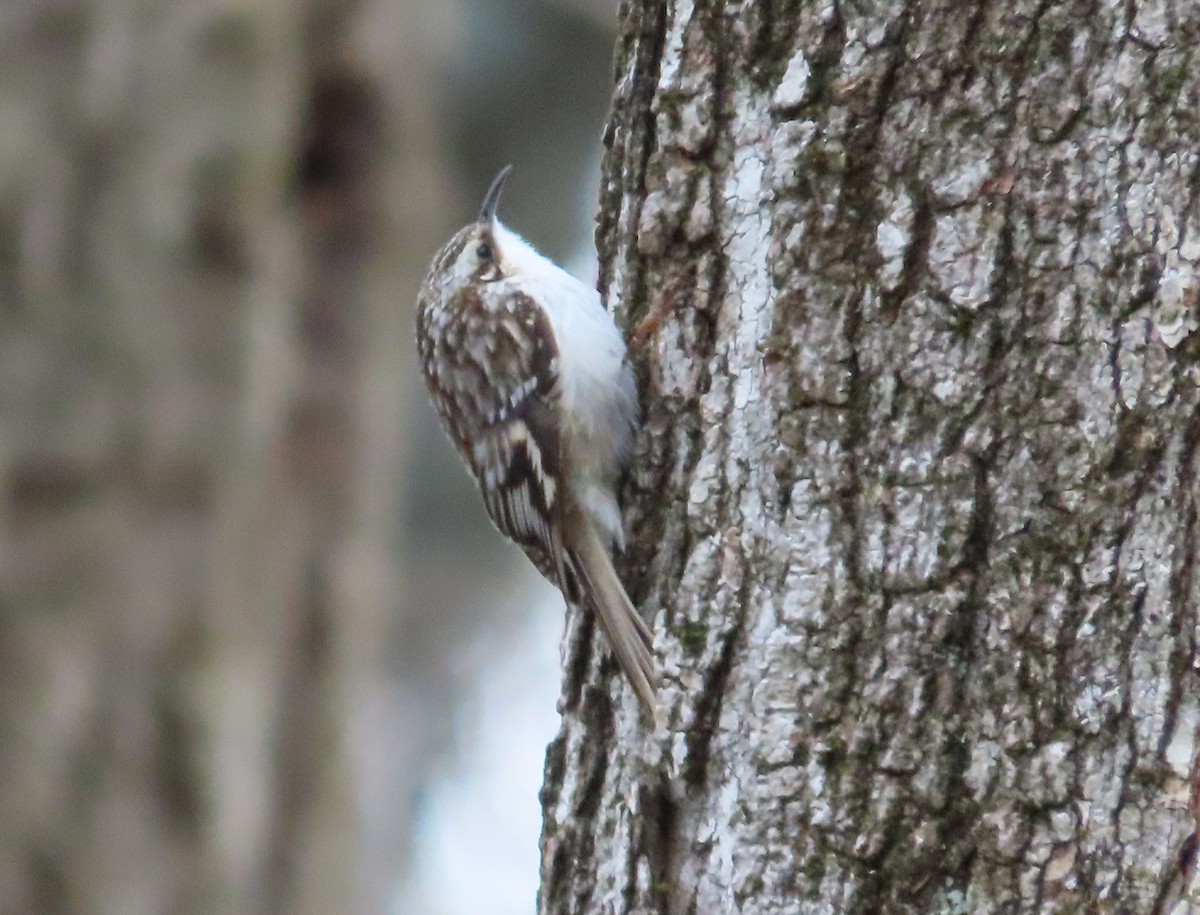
415 165 657 718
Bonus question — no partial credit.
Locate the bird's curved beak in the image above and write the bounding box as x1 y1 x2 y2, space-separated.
477 165 512 227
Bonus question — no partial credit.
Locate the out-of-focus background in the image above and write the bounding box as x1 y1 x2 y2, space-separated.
0 1 616 913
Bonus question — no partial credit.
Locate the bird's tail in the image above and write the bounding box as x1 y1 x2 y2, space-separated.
569 522 658 721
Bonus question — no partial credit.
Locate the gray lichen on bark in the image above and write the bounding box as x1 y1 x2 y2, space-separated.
540 0 1200 912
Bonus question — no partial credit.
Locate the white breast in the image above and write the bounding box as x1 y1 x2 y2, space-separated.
495 222 638 545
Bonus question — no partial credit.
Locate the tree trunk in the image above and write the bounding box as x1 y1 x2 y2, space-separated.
0 2 448 912
540 1 1200 912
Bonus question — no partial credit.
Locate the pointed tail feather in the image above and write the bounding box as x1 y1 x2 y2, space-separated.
569 523 658 720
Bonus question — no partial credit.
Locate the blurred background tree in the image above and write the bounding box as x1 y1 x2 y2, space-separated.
0 1 617 913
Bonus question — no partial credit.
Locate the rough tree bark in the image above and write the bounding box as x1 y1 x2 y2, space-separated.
540 1 1200 912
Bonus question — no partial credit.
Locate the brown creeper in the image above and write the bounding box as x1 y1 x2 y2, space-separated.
416 166 656 717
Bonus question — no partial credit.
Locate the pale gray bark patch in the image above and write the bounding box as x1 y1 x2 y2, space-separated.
542 0 1200 912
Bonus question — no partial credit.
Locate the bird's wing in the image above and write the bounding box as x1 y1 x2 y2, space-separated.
419 286 569 587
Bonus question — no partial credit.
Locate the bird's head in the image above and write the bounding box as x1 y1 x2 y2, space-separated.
428 165 513 287
426 166 555 294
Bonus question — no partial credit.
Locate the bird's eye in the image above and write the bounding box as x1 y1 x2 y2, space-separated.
476 242 492 261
